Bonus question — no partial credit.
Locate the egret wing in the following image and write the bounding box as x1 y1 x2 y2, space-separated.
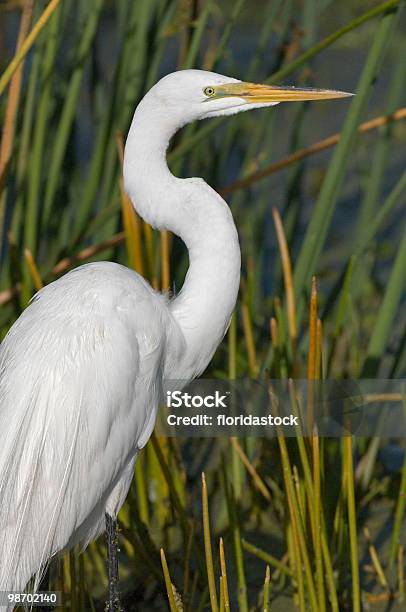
0 262 175 590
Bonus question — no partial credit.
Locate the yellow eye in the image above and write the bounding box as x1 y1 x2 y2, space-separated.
203 86 216 97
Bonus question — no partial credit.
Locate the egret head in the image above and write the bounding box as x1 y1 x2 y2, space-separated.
147 69 352 123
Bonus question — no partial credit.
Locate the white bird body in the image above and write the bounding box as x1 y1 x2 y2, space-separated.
0 262 184 592
0 71 243 595
0 69 348 600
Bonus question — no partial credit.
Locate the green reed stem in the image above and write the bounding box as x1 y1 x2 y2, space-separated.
169 0 400 164
160 548 179 612
268 0 401 84
201 473 218 612
207 0 246 71
222 458 248 612
293 4 400 318
0 0 61 96
183 0 213 69
241 539 292 576
277 426 318 610
344 437 360 612
134 455 149 525
388 395 406 568
354 39 406 249
263 565 271 612
42 0 104 227
24 4 60 255
228 315 242 497
10 18 41 244
356 170 406 259
288 386 338 610
69 549 77 612
363 226 406 375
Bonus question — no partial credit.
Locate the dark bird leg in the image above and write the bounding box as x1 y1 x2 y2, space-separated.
105 513 124 612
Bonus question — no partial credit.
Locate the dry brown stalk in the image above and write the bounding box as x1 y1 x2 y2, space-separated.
116 132 144 276
51 233 125 276
307 277 318 380
0 233 126 305
230 437 272 502
272 207 297 356
241 300 259 376
270 317 278 347
0 0 35 239
160 230 171 291
24 248 43 291
0 0 61 97
221 107 406 196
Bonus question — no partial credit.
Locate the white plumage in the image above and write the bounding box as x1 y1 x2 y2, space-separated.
0 69 347 603
0 262 183 592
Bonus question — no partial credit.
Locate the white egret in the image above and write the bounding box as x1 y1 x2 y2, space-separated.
0 69 350 610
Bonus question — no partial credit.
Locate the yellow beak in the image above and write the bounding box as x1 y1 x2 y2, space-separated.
215 81 352 103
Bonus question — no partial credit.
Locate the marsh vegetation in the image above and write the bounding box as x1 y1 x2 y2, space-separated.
0 0 405 609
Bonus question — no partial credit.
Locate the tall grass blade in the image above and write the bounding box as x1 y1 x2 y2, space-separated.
0 0 34 246
205 0 246 71
160 548 180 612
228 315 243 497
23 248 43 291
10 33 42 244
161 231 171 291
398 545 404 603
241 540 291 576
272 207 297 363
343 436 360 612
293 5 400 312
268 0 400 84
263 565 271 612
241 299 258 377
363 227 406 375
355 169 406 259
183 0 213 69
363 527 388 589
275 405 318 610
230 437 272 502
354 46 406 247
221 458 248 612
0 0 61 97
221 106 406 196
24 2 60 255
42 0 104 226
69 549 77 612
388 395 406 568
219 538 230 610
201 473 218 612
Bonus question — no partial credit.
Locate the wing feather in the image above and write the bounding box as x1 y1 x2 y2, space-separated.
0 262 174 591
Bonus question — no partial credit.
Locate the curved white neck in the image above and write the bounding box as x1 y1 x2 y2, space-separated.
124 99 241 380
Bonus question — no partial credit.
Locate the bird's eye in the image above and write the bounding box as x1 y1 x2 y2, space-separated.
203 86 216 97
